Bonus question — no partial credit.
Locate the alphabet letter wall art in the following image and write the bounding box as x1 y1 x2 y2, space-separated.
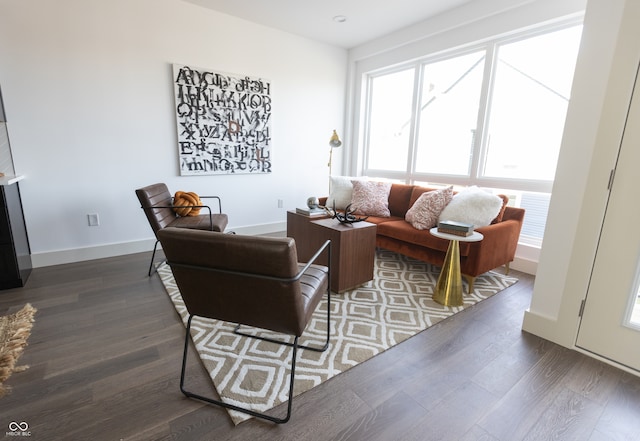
173 64 272 175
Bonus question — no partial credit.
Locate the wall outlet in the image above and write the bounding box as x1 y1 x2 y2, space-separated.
87 213 100 226
277 199 283 208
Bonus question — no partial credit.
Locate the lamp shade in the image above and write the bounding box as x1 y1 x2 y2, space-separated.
329 130 342 148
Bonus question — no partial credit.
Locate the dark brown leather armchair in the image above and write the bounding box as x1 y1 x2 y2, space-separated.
157 227 331 424
135 183 229 276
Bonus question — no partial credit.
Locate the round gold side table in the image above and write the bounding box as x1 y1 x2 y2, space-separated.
429 228 484 307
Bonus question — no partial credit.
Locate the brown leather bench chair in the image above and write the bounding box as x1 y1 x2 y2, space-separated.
157 227 331 424
135 183 229 276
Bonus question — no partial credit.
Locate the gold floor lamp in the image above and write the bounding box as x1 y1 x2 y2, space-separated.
328 129 342 193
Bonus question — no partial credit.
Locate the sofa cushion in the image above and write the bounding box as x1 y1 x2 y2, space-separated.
405 186 453 230
376 220 471 256
351 180 392 217
387 184 415 217
438 186 503 228
363 215 403 225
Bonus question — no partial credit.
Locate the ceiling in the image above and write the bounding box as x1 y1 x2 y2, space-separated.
184 0 476 49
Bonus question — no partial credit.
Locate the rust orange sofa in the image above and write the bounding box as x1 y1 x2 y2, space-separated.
321 183 525 292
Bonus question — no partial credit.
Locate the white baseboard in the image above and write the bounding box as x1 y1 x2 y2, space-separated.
31 221 287 268
511 256 537 275
521 309 577 349
31 221 536 274
31 239 156 268
229 221 287 237
522 310 556 337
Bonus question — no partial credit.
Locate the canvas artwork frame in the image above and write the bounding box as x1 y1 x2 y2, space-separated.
173 64 272 175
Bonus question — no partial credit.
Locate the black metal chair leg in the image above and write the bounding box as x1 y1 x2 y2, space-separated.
148 240 160 277
180 314 298 424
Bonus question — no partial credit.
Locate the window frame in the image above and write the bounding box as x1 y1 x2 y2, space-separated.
358 19 583 195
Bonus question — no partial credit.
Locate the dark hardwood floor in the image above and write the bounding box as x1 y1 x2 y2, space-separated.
1 250 639 441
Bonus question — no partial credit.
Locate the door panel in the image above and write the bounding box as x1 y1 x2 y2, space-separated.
576 65 640 372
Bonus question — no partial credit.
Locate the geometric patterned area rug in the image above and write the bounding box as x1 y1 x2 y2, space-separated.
158 249 517 425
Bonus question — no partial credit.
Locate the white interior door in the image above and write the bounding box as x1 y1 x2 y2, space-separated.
575 64 640 372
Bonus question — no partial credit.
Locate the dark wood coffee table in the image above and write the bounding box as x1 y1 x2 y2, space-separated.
287 211 377 293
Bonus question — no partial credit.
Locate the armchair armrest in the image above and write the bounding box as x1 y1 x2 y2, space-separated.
146 195 222 216
145 200 221 231
464 218 523 276
144 201 212 213
199 195 223 214
294 240 331 282
168 199 214 217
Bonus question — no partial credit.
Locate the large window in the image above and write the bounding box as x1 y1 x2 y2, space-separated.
361 23 583 244
415 51 486 176
483 26 583 181
367 68 415 171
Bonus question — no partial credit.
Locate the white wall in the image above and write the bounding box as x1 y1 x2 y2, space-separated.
0 0 347 266
523 0 640 347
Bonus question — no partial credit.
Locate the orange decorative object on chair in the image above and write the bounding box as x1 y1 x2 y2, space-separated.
172 191 202 217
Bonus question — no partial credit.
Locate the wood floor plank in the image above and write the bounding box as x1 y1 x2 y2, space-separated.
521 387 603 441
332 391 425 441
477 344 582 440
472 332 553 397
1 251 640 441
592 372 640 441
459 425 501 441
565 356 622 406
400 381 499 441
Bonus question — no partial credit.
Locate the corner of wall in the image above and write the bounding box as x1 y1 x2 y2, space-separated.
511 256 537 275
521 309 577 348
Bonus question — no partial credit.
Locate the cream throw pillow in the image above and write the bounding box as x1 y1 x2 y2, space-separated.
438 186 503 227
326 176 367 210
350 180 392 217
405 186 453 230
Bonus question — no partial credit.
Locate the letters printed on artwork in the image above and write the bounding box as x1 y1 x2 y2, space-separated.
173 64 272 175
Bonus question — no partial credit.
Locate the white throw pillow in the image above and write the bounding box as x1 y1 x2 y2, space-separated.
405 187 453 230
351 180 392 217
326 176 367 210
438 186 503 228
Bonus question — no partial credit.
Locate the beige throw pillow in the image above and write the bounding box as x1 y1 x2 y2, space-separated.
405 186 454 230
350 180 392 217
